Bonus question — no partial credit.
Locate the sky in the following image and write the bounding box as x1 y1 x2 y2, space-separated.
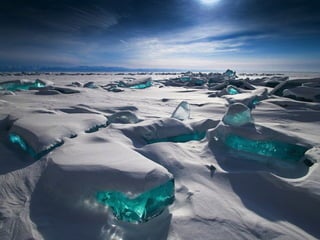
0 0 320 71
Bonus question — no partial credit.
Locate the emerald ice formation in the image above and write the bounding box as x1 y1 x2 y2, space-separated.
96 179 175 223
225 134 308 162
9 133 36 157
8 132 63 159
226 85 239 95
129 80 152 89
0 79 46 91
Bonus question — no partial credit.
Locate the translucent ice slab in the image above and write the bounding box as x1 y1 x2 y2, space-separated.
222 103 253 127
129 80 152 89
224 134 308 162
96 179 175 223
171 101 190 121
226 85 239 95
0 79 45 91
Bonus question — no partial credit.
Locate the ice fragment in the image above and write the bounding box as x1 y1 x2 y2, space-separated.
96 179 175 223
222 103 253 127
171 101 190 121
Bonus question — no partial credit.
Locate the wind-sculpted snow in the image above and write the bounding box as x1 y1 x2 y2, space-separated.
8 113 108 159
39 138 173 209
271 78 320 102
0 72 320 240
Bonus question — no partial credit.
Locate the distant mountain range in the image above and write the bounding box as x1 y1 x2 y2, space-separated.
0 65 190 72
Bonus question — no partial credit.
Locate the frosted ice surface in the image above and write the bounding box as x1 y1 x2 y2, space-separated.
171 101 190 121
222 103 253 127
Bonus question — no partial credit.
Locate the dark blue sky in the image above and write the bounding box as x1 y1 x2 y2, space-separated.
1 0 320 71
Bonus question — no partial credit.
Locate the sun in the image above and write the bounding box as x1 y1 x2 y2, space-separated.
199 0 220 5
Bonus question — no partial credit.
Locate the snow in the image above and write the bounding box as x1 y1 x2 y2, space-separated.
0 72 320 239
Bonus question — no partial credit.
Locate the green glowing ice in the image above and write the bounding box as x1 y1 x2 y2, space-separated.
9 133 63 159
180 76 191 82
96 179 175 223
129 80 152 89
147 132 206 144
223 108 252 127
9 133 36 157
225 134 308 162
0 80 45 91
226 86 239 95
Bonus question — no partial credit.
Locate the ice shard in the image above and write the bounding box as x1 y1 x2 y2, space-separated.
222 103 253 127
224 134 308 162
171 101 190 121
96 179 175 223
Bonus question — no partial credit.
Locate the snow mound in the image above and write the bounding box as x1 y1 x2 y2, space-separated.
209 119 312 176
283 86 320 102
40 137 173 210
8 113 107 158
222 88 268 108
107 117 218 147
271 78 320 102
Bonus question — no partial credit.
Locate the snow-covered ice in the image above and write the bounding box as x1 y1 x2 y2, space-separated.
0 71 320 240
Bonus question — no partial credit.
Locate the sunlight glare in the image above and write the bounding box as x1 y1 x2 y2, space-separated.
199 0 220 5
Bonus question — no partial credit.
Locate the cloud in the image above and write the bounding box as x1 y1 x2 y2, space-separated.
0 0 319 71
